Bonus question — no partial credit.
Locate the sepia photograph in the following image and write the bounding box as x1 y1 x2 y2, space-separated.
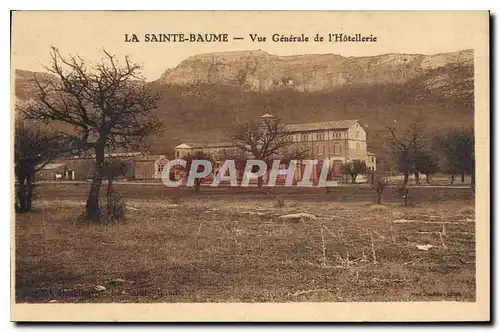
10 10 490 322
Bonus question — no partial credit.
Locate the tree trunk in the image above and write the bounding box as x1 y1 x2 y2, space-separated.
26 174 34 211
107 179 113 197
351 175 356 184
195 179 201 192
425 174 431 184
16 172 34 212
471 170 475 190
461 172 465 183
414 172 420 185
105 179 114 220
403 172 409 186
450 174 455 185
85 144 105 222
257 176 264 188
16 177 26 212
377 192 381 204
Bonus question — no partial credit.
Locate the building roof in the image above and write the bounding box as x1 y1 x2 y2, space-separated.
68 152 146 160
367 152 376 156
41 163 66 170
261 113 275 118
174 143 191 149
174 142 236 149
286 119 359 132
135 154 168 162
107 152 143 157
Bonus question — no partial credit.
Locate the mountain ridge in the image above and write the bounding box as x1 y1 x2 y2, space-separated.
157 49 473 93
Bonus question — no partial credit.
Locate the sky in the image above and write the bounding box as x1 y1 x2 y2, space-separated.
11 11 488 81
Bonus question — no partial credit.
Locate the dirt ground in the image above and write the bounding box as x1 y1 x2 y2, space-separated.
15 185 475 303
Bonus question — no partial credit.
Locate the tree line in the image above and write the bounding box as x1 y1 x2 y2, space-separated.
386 121 474 188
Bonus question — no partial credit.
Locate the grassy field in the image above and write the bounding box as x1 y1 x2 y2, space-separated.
34 182 474 203
15 185 475 303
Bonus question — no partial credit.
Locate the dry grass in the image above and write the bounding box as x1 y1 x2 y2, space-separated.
15 194 475 303
367 204 390 213
456 205 475 216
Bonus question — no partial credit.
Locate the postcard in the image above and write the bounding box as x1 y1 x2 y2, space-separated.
11 10 490 322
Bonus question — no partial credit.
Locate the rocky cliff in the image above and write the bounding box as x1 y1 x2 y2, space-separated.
158 49 474 95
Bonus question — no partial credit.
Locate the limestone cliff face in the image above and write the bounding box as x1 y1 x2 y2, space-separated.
158 49 474 94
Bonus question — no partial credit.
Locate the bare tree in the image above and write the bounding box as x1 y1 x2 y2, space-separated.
21 47 162 222
371 175 389 204
14 118 71 212
229 117 307 187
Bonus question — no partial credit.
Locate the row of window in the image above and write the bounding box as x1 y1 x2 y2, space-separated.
176 142 359 160
314 143 362 156
315 143 342 156
292 132 344 142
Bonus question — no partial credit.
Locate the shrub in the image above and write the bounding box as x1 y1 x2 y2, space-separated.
276 196 285 208
102 193 126 222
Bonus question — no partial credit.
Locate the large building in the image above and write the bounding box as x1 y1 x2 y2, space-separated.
38 115 376 183
174 114 376 183
284 117 376 174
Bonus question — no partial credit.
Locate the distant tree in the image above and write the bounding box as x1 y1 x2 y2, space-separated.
21 47 162 222
14 119 70 212
439 128 475 187
342 160 368 184
183 152 215 193
371 175 389 204
386 122 427 186
414 150 439 184
229 117 307 188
